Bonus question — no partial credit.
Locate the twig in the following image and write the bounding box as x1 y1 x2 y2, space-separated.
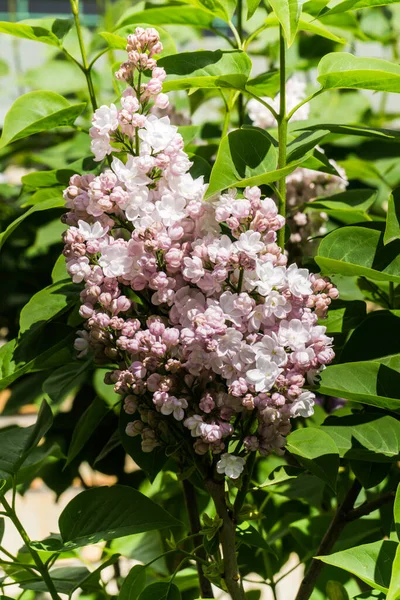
294 479 362 600
182 479 214 598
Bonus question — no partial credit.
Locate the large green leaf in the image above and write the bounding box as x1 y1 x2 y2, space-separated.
0 18 72 47
306 189 377 225
245 71 280 98
264 12 346 43
0 324 74 391
116 6 216 29
316 355 400 411
0 91 86 149
66 396 109 466
286 130 330 162
0 197 65 249
42 360 92 404
268 0 303 45
158 50 252 92
120 565 147 600
317 540 398 592
321 0 400 17
139 582 181 600
19 281 80 335
322 300 367 334
340 311 400 363
320 413 400 461
295 123 400 140
120 408 168 482
315 225 400 284
317 52 400 93
58 485 181 549
387 544 400 600
205 127 277 199
286 427 340 491
384 189 400 246
0 400 53 480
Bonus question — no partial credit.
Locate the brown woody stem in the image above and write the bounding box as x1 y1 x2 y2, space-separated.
182 479 214 598
206 480 245 600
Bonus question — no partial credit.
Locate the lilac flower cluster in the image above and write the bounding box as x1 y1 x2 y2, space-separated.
62 28 338 480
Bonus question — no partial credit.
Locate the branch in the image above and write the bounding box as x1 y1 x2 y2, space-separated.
294 479 362 600
346 490 395 522
182 480 214 598
206 480 245 600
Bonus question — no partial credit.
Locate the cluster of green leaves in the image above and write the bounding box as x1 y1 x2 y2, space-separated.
0 0 400 598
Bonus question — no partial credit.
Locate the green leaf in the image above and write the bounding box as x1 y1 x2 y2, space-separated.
247 0 262 18
322 299 367 334
316 356 400 411
19 281 80 335
120 565 147 600
264 12 346 43
315 225 400 284
350 461 391 489
317 52 400 93
116 6 216 29
387 544 400 600
306 189 377 225
286 129 329 162
394 484 400 541
0 91 86 149
258 465 303 488
93 368 119 407
384 189 400 246
57 485 181 549
286 427 340 491
158 50 252 92
0 18 72 47
139 582 181 600
321 0 400 17
42 360 92 404
20 567 92 594
120 408 168 482
326 580 350 600
340 311 400 363
317 540 398 592
295 123 400 140
0 400 53 479
66 397 109 466
321 413 400 462
0 197 64 249
268 0 303 45
205 127 277 199
0 324 74 391
245 70 280 98
51 255 68 283
236 522 273 552
22 169 76 189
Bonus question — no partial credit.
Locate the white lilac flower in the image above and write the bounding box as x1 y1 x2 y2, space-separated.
216 453 246 479
254 262 286 296
92 104 119 134
235 231 264 257
278 319 311 350
246 355 282 392
286 263 313 297
77 220 108 240
98 243 133 278
290 391 315 418
112 156 151 191
139 115 178 152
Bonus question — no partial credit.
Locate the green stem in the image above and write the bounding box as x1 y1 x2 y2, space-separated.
277 26 287 252
229 20 242 48
233 451 256 519
236 0 244 126
286 88 323 122
1 496 62 600
389 281 395 308
247 92 279 122
70 0 98 112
